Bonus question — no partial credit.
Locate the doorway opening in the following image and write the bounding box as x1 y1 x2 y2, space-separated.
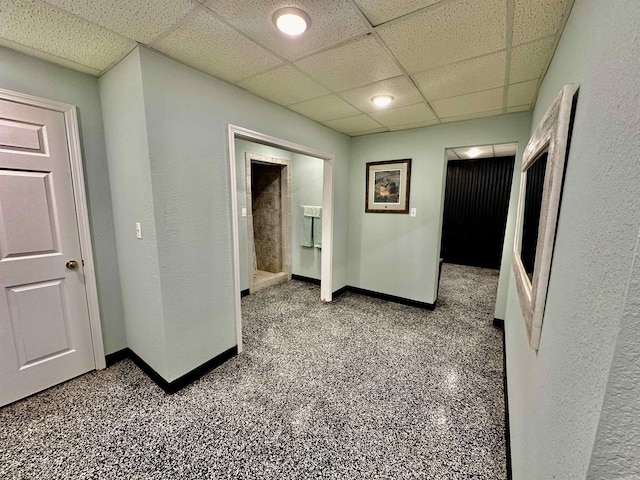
441 143 517 270
228 125 335 353
246 154 291 293
440 144 517 270
436 142 518 307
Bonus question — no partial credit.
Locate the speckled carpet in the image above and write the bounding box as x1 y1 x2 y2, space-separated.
0 263 505 479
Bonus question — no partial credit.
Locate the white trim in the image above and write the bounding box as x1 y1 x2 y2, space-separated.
0 87 106 369
228 124 335 353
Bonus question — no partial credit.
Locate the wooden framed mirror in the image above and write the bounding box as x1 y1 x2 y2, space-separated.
513 84 574 350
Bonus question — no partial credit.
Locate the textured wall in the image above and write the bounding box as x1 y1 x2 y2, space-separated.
0 46 126 355
588 230 640 478
584 1 640 476
134 47 351 381
348 113 531 310
99 49 168 376
252 164 283 273
505 1 640 478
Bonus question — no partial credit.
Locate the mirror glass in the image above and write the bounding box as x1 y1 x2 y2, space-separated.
520 151 548 281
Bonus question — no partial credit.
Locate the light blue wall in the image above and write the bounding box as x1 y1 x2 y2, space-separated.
504 1 640 478
348 113 531 316
0 46 126 355
589 228 640 479
99 49 168 376
292 153 324 280
105 46 351 381
234 139 293 291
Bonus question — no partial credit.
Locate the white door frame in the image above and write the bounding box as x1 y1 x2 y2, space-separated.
0 87 105 369
227 124 335 353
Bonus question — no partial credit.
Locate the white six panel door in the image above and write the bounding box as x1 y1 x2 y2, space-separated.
0 99 95 406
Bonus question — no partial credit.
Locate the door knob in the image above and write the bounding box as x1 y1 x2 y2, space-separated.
66 260 79 270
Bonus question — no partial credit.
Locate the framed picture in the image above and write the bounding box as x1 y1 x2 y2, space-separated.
365 159 411 213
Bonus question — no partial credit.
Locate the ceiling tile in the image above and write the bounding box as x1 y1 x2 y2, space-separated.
0 37 101 75
350 127 388 137
432 88 504 118
323 114 383 134
506 105 532 113
377 0 506 73
154 10 282 83
295 36 402 92
493 143 519 156
204 0 369 61
340 77 424 113
507 79 538 107
513 0 571 46
0 0 135 71
446 150 460 160
388 119 439 131
352 0 441 26
42 0 196 44
509 36 555 83
239 66 329 106
412 51 506 101
453 145 494 159
288 95 360 122
369 102 435 127
440 108 505 124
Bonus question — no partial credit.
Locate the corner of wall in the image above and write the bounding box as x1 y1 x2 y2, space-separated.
99 45 169 380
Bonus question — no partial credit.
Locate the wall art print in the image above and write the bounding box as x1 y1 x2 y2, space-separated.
365 158 411 214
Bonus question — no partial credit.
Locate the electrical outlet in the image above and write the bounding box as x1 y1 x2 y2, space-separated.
241 208 247 217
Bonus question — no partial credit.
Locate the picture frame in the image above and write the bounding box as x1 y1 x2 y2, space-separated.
365 159 411 214
512 84 574 351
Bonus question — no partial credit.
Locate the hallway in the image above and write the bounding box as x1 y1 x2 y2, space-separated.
0 264 505 479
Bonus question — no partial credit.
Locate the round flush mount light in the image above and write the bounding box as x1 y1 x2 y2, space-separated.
371 95 394 107
273 7 311 36
467 147 480 158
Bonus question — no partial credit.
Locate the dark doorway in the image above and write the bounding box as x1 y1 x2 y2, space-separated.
251 162 284 274
441 156 515 269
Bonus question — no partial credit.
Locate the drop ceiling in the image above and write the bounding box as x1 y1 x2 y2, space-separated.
0 0 573 136
446 143 518 160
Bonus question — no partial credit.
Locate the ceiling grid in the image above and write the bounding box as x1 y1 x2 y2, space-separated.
0 0 574 136
502 0 515 113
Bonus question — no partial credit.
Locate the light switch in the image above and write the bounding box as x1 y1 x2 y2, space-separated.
135 222 142 239
241 208 247 217
410 208 417 217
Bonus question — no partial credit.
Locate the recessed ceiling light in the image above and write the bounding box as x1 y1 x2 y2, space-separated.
273 7 311 36
371 95 394 107
467 148 480 158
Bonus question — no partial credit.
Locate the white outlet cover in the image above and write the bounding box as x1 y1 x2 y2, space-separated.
410 208 417 217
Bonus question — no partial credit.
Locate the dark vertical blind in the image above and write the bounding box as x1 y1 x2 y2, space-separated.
441 156 515 269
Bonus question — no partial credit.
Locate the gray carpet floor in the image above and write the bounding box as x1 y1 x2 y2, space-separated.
0 263 505 479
